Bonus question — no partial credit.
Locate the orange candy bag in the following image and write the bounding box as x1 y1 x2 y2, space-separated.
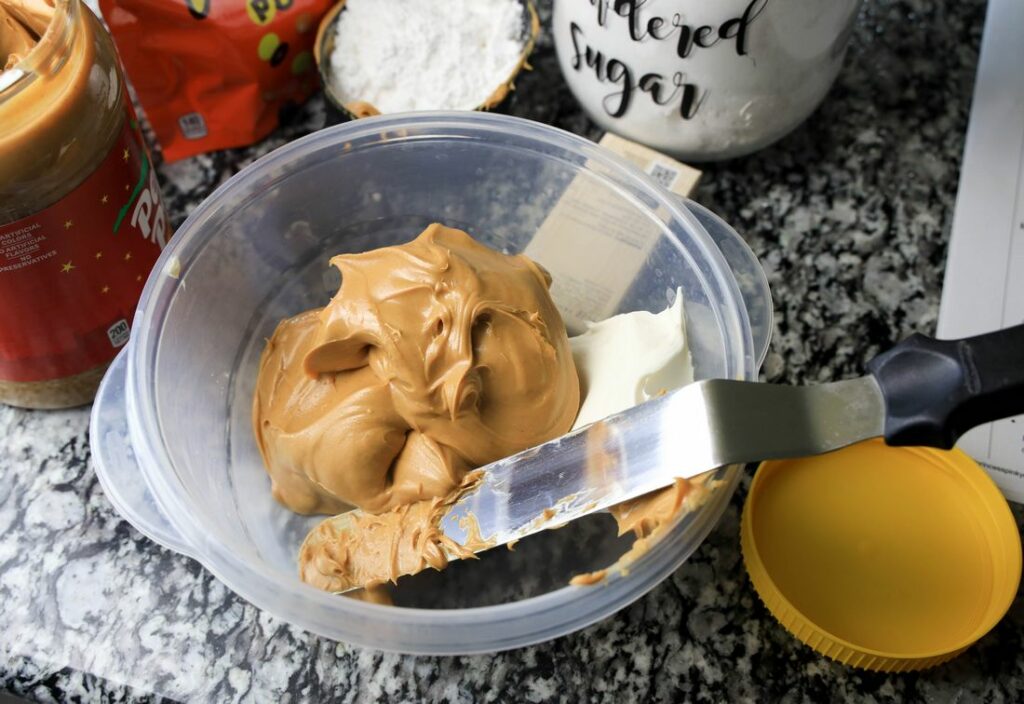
100 0 333 162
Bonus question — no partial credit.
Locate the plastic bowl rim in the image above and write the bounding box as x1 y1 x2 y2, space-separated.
123 111 757 650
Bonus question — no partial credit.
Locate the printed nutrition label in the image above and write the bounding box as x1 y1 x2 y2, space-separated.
938 0 1024 502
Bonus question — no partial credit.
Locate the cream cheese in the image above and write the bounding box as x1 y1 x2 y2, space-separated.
570 289 693 430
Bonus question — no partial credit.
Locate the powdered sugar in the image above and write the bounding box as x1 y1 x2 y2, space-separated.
329 0 527 113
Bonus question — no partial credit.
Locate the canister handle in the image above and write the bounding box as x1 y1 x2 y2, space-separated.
90 349 197 559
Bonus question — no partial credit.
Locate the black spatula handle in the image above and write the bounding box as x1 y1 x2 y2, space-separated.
867 324 1024 448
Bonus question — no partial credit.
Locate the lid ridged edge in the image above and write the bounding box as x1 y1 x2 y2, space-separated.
740 466 973 673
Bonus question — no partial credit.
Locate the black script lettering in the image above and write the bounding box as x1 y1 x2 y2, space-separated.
674 73 709 119
570 22 587 70
666 0 769 59
719 0 769 56
694 24 720 49
567 20 711 121
647 15 668 40
612 0 646 41
604 59 633 117
585 0 769 60
638 73 683 107
612 0 702 44
671 17 696 58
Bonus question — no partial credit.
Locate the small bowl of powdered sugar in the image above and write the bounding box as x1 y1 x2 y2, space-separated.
314 0 540 121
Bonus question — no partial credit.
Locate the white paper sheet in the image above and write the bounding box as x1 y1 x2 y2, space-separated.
937 0 1024 502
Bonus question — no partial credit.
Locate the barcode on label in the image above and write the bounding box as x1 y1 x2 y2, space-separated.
107 319 130 348
178 112 208 140
646 162 680 189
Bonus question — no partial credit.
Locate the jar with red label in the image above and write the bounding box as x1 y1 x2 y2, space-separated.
0 0 168 409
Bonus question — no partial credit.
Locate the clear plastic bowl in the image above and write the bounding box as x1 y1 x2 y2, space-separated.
90 113 771 654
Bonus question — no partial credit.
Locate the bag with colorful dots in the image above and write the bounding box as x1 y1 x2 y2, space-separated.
99 0 333 162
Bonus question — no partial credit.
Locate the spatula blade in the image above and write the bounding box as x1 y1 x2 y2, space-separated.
439 376 886 547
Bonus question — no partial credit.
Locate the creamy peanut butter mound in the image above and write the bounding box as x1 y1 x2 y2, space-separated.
263 227 713 596
299 472 493 592
254 224 581 518
0 0 52 72
300 495 473 593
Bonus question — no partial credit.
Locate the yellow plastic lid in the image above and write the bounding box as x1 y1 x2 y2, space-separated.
741 438 1021 672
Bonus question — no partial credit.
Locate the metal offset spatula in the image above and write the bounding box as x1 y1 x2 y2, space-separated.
320 324 1024 585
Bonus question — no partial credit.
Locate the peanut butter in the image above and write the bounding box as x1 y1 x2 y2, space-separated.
299 472 491 592
267 226 712 595
300 495 477 592
254 224 581 515
0 4 35 70
0 0 50 72
609 478 696 541
299 470 716 593
1 0 166 409
1 0 50 36
0 0 113 220
569 475 715 586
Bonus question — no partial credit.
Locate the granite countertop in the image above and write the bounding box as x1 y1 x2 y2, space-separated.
4 0 1022 701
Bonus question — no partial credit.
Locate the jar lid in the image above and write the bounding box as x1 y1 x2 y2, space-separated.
741 438 1021 672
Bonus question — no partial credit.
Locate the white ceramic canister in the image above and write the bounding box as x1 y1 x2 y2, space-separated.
553 0 862 160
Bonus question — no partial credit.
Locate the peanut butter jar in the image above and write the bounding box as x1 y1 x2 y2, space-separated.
0 0 168 409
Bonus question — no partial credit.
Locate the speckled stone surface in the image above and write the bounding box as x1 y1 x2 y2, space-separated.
5 0 1023 701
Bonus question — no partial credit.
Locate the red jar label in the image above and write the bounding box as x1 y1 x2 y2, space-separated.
0 110 168 383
